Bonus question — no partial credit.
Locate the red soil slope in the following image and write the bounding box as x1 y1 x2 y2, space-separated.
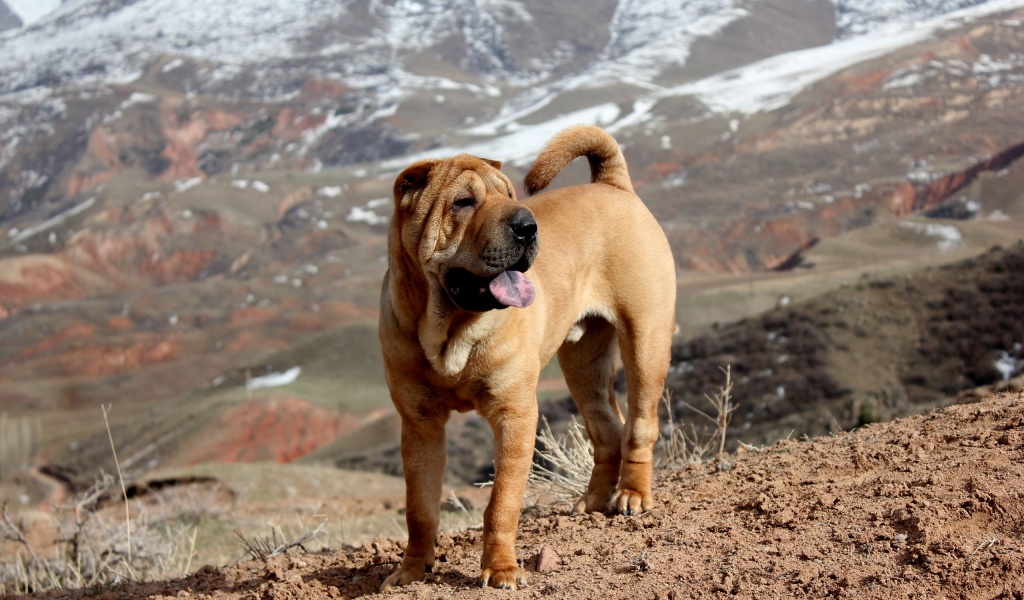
180 397 361 465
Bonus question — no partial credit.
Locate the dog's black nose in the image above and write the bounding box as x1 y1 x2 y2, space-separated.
509 208 537 242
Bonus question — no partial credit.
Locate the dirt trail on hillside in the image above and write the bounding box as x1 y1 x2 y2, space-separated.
24 392 1024 600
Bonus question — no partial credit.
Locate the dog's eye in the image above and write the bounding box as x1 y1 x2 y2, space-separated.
453 196 475 209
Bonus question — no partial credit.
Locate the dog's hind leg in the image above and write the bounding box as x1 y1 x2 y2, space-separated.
557 317 625 513
612 316 673 515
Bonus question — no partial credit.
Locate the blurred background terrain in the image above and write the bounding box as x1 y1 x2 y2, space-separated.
0 0 1022 571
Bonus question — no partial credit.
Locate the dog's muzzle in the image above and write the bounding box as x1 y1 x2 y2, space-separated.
444 209 539 312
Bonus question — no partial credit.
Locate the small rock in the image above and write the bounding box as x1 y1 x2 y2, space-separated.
536 547 560 573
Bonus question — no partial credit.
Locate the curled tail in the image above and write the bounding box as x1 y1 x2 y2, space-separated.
524 124 634 196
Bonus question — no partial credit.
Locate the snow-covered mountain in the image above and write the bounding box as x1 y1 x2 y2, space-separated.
2 0 61 28
0 0 1015 106
0 0 1019 171
0 0 1021 244
0 0 1020 260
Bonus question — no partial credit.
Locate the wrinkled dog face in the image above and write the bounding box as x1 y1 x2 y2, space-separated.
394 154 538 312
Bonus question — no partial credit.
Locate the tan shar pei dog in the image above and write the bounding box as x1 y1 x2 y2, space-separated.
378 124 676 590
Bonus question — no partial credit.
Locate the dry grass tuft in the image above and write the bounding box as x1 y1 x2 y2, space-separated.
525 416 595 507
234 508 329 562
0 474 200 595
661 365 737 466
526 365 737 507
0 407 205 595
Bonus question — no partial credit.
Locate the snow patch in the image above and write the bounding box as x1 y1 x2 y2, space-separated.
899 221 963 250
161 58 184 73
883 70 925 90
467 0 746 133
346 205 388 226
121 92 156 108
317 186 343 198
9 197 96 244
995 345 1022 380
660 28 936 115
247 366 301 390
835 0 997 38
5 0 62 27
173 178 203 193
588 0 747 87
394 102 621 168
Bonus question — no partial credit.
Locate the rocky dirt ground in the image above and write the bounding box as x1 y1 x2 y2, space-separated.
17 391 1022 600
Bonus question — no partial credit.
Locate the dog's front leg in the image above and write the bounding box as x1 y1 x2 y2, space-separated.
380 407 449 592
479 396 538 590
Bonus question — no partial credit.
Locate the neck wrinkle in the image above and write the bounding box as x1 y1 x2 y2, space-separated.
419 294 507 378
386 224 428 336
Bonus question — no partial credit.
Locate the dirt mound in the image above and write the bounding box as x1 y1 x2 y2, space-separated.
24 391 1022 599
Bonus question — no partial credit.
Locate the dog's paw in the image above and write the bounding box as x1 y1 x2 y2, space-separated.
379 564 427 592
610 489 652 516
479 565 528 590
572 491 612 514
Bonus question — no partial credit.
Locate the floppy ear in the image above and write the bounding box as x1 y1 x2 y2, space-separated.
394 160 435 208
480 158 503 170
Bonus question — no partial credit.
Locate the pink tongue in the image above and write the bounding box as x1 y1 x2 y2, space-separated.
488 271 535 308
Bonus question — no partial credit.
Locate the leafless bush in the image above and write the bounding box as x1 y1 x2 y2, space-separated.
661 365 736 467
0 474 199 595
441 490 482 532
491 367 737 510
659 389 717 467
235 508 328 562
525 416 594 507
0 406 203 595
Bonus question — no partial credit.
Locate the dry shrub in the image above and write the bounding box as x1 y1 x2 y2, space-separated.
0 474 200 595
526 366 737 508
906 246 1024 397
525 416 595 506
235 505 329 563
440 490 483 533
669 309 846 436
661 365 737 467
0 406 213 595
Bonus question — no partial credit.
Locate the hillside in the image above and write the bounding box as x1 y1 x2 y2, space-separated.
17 391 1024 599
255 242 1024 488
666 240 1024 447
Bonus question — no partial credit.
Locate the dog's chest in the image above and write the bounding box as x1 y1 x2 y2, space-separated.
424 371 491 413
